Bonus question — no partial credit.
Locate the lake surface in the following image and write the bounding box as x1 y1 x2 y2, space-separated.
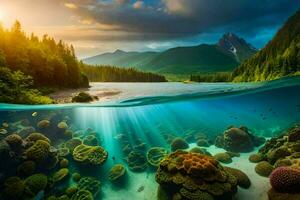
0 77 300 200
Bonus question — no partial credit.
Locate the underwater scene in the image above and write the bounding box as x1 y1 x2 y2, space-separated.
0 77 300 200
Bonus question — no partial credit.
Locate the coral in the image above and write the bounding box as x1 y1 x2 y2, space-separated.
70 190 94 200
189 147 212 156
269 167 300 193
268 188 300 200
255 161 274 177
108 164 126 181
3 176 25 199
60 158 69 168
53 168 69 182
156 150 238 200
65 138 82 152
170 137 189 151
274 159 292 168
83 135 99 146
57 147 70 157
17 161 36 177
267 146 291 164
287 127 300 142
25 132 51 144
58 121 68 129
77 177 101 197
213 152 232 164
37 120 50 129
147 147 168 167
249 153 264 163
24 140 50 163
224 166 251 189
64 129 73 138
4 133 23 150
65 186 78 197
196 139 210 147
126 150 148 171
24 173 48 196
72 172 81 182
133 142 147 151
73 144 108 165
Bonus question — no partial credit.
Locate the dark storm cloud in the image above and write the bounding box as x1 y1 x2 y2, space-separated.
67 0 300 38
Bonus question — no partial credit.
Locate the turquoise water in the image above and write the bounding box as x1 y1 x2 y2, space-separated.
0 77 300 199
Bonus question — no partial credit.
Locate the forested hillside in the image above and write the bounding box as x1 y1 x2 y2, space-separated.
82 65 167 82
0 21 88 88
232 10 300 82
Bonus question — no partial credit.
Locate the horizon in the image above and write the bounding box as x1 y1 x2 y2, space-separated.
0 0 299 58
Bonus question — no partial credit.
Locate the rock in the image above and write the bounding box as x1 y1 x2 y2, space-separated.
60 158 69 168
24 173 48 195
288 127 300 142
72 92 94 103
170 137 189 151
268 188 300 200
224 166 251 189
213 152 232 164
37 120 50 129
249 153 264 163
196 139 210 147
255 161 274 177
24 140 50 164
57 121 68 129
267 147 291 164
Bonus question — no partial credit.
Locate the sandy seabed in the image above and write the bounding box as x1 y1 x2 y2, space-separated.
101 144 269 200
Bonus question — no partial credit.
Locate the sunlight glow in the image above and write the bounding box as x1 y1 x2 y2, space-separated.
0 9 5 21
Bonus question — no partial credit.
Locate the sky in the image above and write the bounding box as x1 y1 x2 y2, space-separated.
0 0 299 58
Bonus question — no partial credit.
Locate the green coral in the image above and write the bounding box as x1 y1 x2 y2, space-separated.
24 140 50 163
126 150 148 171
147 147 168 167
24 173 48 196
108 164 126 181
53 168 69 182
77 177 101 197
65 138 83 152
25 132 50 144
255 161 274 177
73 144 108 165
70 190 94 200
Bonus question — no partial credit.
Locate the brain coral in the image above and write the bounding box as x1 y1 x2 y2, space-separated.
269 166 300 193
73 144 108 165
156 150 238 200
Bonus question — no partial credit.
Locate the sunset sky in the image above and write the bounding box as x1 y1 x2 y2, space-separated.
0 0 299 58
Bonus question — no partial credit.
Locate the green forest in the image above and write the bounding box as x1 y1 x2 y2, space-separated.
190 72 232 82
82 64 167 82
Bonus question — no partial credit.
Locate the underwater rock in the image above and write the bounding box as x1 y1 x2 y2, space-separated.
108 164 126 181
267 146 291 164
196 139 210 147
73 144 108 165
37 120 50 129
65 138 83 153
269 166 300 193
24 173 48 196
71 189 94 200
77 177 101 197
274 158 292 168
126 150 148 171
170 137 189 151
156 150 238 200
215 127 254 153
268 188 300 200
57 121 68 129
53 168 69 182
226 151 240 158
213 152 232 164
72 172 81 182
3 176 25 199
224 166 251 189
83 135 99 146
287 127 300 142
24 140 50 163
189 147 212 156
249 153 264 163
147 147 168 167
255 161 274 177
60 158 69 168
17 160 36 177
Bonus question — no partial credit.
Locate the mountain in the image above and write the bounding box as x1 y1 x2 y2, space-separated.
232 10 300 82
83 34 257 74
217 33 257 62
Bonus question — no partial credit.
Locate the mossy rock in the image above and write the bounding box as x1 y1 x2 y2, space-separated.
58 121 68 129
25 132 51 144
213 152 232 164
72 92 94 103
108 164 126 181
24 140 50 163
147 147 168 167
255 161 274 177
60 158 69 168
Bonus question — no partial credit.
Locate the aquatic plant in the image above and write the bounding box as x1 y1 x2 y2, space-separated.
213 152 232 164
224 166 251 189
78 177 101 197
156 150 238 200
170 137 189 151
108 164 126 181
73 144 108 165
147 147 168 167
53 168 69 182
24 140 50 163
126 150 148 171
255 161 274 177
269 166 300 193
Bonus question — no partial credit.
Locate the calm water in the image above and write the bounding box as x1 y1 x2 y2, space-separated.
0 77 300 199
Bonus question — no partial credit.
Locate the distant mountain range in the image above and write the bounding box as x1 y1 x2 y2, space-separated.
83 33 257 74
232 9 300 81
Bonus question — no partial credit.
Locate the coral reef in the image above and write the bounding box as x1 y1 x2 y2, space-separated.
170 137 189 151
249 153 264 163
77 176 101 197
255 161 274 177
147 147 168 167
24 140 50 163
224 166 251 189
108 164 126 181
156 150 238 200
126 150 148 171
73 144 108 165
213 152 232 164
